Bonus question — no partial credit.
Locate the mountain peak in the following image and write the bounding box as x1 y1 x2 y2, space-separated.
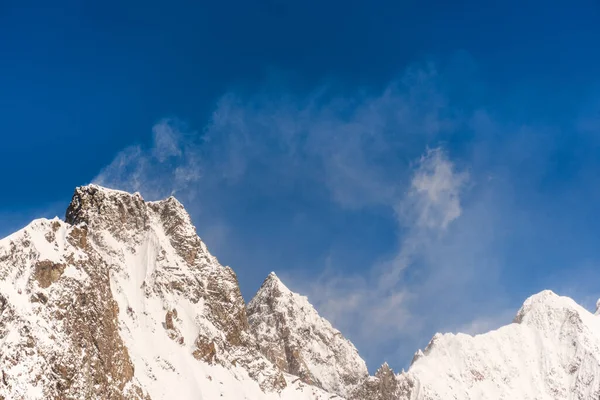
350 361 406 400
0 184 298 399
248 273 369 397
258 271 289 294
65 184 197 248
401 288 600 400
65 184 148 231
8 184 600 400
264 271 280 284
65 184 189 221
376 362 394 376
513 289 585 327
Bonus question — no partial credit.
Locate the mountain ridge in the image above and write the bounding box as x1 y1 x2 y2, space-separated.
1 184 599 400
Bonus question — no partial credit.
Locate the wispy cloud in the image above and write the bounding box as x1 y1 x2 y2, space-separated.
91 59 600 372
95 64 454 209
94 119 201 200
298 147 472 356
152 120 183 162
90 63 504 370
402 147 468 230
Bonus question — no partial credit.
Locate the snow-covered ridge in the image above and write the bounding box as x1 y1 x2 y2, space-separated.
2 184 600 400
399 290 600 400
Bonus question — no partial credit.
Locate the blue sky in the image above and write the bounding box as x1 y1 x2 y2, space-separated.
3 0 600 371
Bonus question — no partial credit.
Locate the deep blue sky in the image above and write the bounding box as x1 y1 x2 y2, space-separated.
3 0 600 371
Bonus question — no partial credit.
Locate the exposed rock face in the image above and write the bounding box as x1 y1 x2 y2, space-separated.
350 363 415 400
248 272 369 398
33 260 66 288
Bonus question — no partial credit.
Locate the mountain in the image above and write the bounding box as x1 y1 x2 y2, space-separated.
393 290 600 399
1 184 600 400
247 272 369 397
348 290 600 400
0 185 330 399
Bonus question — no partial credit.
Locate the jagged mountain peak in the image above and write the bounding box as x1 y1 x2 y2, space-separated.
66 184 143 221
65 184 193 244
376 362 393 375
248 272 369 398
348 289 600 400
65 184 189 223
0 185 312 399
349 362 414 400
256 271 291 296
266 270 280 281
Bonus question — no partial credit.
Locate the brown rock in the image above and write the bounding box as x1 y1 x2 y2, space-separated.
165 310 175 330
193 336 217 364
34 260 66 288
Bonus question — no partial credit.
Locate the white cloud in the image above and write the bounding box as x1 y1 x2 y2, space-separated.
152 119 183 161
402 147 468 230
300 148 470 351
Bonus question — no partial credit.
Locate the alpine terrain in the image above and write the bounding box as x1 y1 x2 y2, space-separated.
1 184 599 400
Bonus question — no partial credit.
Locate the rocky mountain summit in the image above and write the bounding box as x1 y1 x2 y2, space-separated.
248 272 368 397
1 184 600 400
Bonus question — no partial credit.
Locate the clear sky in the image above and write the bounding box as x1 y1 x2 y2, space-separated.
3 0 600 371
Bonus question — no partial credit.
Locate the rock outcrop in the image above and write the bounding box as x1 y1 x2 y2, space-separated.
349 363 415 400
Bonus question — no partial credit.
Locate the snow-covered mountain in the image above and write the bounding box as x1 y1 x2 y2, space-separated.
0 185 331 399
248 272 368 397
1 184 600 400
396 290 600 400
